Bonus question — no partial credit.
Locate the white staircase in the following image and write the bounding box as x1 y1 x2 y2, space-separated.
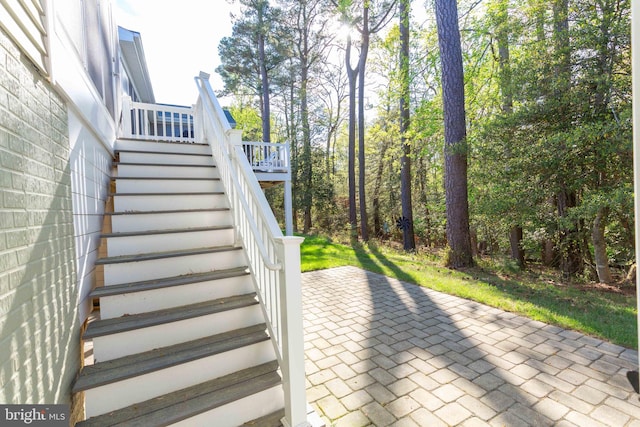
73 139 286 426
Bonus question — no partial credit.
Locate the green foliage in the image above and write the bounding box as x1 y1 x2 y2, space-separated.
217 0 633 282
467 0 632 270
216 1 289 97
227 104 263 141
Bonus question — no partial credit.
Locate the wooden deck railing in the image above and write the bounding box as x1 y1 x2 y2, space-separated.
120 97 196 143
119 97 291 175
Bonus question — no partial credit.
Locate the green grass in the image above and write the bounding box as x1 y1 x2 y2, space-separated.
300 234 638 349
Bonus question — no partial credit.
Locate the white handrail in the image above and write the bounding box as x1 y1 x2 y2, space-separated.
194 78 281 270
193 72 308 427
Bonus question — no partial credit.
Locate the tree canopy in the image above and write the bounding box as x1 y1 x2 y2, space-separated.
217 0 633 283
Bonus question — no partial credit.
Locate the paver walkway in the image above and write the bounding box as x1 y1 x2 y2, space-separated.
302 266 640 427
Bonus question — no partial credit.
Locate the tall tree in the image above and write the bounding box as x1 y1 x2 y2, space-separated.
435 0 474 267
356 0 397 241
217 0 286 142
345 32 359 239
282 0 330 232
335 0 396 241
552 0 583 277
492 0 524 267
473 0 631 278
399 0 415 250
357 4 372 241
573 0 631 283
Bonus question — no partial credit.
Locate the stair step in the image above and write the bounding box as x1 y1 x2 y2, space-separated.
73 323 269 393
76 361 281 427
107 208 232 232
243 409 285 426
101 225 232 239
112 176 220 181
115 139 210 155
84 293 258 340
116 150 214 166
112 176 224 194
116 149 212 157
95 245 240 266
114 162 216 168
99 245 246 286
96 268 254 319
112 191 228 211
90 267 249 299
101 225 235 257
115 163 219 179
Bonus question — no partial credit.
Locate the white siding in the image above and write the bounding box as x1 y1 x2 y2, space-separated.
0 0 47 72
68 109 112 321
49 0 118 147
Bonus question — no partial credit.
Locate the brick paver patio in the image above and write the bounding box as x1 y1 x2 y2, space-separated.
302 266 640 427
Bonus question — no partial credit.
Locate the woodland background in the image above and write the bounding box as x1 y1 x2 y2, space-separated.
216 0 632 284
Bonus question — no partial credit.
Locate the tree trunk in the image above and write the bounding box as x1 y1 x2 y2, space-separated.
300 6 312 233
286 70 299 233
542 239 555 266
372 141 389 237
435 0 473 268
509 226 525 268
346 35 359 240
557 188 583 276
553 0 583 278
592 207 613 283
258 31 271 143
399 0 415 251
357 6 370 242
494 0 524 268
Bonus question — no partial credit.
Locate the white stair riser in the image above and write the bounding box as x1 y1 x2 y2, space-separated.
103 250 246 285
115 178 224 194
116 164 219 179
98 275 253 319
104 228 235 257
84 340 276 417
113 193 228 212
92 305 264 361
174 386 284 427
115 140 211 155
110 210 233 232
118 151 214 166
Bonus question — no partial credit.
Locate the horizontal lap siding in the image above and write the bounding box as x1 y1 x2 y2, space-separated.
0 0 47 73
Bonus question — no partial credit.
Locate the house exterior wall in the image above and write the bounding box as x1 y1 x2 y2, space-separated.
68 109 112 322
0 0 119 422
0 23 82 418
47 0 118 324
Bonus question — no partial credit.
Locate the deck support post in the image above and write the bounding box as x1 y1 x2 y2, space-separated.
284 179 294 236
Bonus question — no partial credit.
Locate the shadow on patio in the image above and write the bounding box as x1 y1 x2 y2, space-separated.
302 261 640 426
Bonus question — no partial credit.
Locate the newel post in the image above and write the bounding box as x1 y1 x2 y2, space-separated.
276 236 310 427
121 95 133 138
227 129 244 153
